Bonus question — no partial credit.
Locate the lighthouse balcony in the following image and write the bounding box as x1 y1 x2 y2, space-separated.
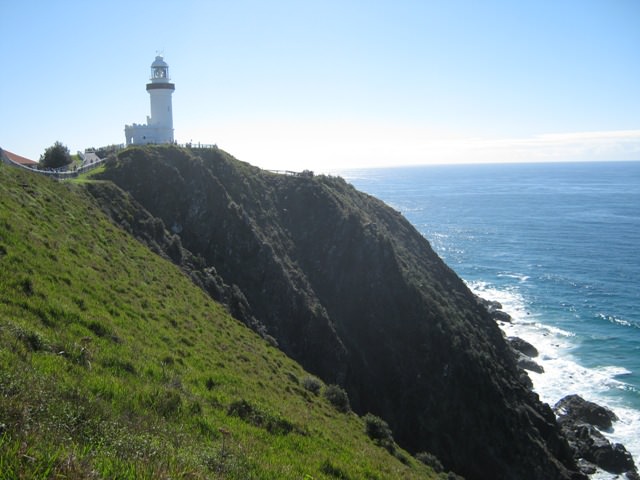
146 82 175 91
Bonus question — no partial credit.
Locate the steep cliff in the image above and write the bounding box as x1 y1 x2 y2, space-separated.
96 145 583 480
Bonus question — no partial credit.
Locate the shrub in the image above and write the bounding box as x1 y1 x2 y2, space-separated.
263 334 278 348
364 414 393 442
363 413 396 453
302 376 322 395
323 384 350 413
416 451 444 473
227 399 295 435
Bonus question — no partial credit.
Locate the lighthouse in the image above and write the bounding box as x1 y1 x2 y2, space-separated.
125 55 175 145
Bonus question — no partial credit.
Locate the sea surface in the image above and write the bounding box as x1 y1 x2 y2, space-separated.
340 161 640 478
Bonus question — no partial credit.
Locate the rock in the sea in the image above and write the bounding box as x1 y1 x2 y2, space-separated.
476 296 515 323
595 441 636 475
476 296 503 312
509 336 539 358
627 468 640 480
491 309 512 323
576 458 597 475
555 394 618 430
517 354 544 373
554 395 637 477
568 424 635 474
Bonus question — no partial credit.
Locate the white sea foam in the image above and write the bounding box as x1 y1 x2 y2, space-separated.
467 280 640 477
598 313 639 329
497 272 530 283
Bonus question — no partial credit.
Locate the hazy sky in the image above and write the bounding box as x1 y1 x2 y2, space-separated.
2 0 639 171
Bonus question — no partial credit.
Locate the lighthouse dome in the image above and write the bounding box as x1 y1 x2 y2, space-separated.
151 56 169 69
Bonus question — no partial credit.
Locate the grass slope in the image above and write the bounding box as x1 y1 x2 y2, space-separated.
0 163 437 479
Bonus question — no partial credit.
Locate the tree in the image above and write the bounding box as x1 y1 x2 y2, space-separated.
40 141 71 169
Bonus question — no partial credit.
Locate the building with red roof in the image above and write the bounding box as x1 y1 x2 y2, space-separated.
0 148 38 167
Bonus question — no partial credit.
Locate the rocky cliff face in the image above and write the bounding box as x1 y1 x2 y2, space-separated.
96 146 583 480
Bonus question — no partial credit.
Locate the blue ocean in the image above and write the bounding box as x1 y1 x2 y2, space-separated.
341 161 640 476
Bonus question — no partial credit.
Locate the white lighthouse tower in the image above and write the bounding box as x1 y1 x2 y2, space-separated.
125 55 175 145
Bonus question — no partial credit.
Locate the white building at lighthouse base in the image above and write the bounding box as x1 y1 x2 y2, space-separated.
124 121 173 146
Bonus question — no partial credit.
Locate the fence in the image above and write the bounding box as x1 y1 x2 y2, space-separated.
1 150 107 179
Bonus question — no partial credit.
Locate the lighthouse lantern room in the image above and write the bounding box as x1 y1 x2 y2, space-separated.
125 55 175 146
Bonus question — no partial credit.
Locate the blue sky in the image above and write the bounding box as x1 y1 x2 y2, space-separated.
1 0 639 171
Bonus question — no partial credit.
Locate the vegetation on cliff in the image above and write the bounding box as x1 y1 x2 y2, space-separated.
0 162 437 478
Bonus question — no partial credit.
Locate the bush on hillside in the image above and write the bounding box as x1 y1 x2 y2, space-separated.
364 413 393 442
323 384 350 413
227 399 295 435
302 375 322 395
416 451 444 473
364 413 397 453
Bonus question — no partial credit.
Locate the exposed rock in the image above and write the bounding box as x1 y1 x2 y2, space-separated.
627 469 640 480
563 423 635 475
477 296 512 322
554 395 637 477
509 336 539 358
491 309 512 323
517 354 544 374
476 296 503 312
576 458 597 475
595 442 636 475
518 371 534 389
555 394 618 430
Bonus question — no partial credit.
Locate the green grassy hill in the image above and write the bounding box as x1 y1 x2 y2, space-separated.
0 163 438 479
